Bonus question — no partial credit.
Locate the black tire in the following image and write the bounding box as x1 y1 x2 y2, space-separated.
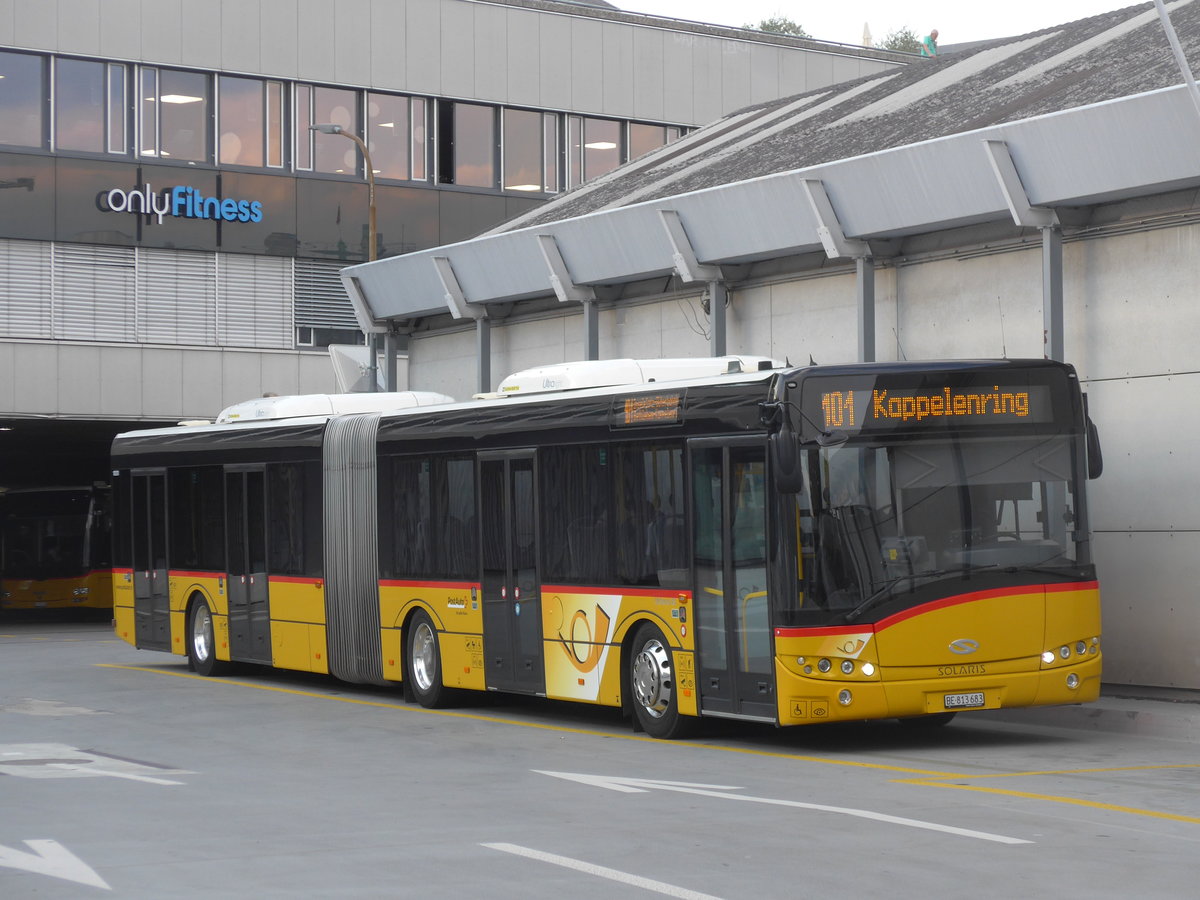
187 598 227 677
629 623 694 740
898 712 956 728
406 609 453 708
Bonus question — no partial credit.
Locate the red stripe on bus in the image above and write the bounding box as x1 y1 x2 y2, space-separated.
269 575 323 585
169 570 221 580
774 580 1099 638
378 579 478 590
541 584 693 599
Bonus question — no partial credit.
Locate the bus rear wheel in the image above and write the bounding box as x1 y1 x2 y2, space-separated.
187 599 227 677
406 610 453 708
629 624 693 740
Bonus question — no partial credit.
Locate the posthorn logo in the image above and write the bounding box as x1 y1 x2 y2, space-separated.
949 638 980 654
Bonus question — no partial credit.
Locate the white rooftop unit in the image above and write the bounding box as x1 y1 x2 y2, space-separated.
482 355 783 398
215 391 455 424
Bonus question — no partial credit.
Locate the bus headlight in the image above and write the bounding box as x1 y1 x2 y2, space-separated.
840 659 855 675
1066 673 1080 690
861 662 875 676
1059 645 1071 660
817 658 832 673
73 587 90 597
1042 651 1056 664
1076 641 1087 656
838 689 853 706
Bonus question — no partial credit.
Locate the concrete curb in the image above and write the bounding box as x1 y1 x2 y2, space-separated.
975 689 1200 741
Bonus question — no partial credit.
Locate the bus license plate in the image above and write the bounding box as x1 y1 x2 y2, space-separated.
944 691 985 709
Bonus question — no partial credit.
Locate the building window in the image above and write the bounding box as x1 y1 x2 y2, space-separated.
55 58 105 153
629 123 682 161
0 50 45 150
502 107 559 194
367 92 428 181
567 116 623 189
108 64 127 154
139 67 209 163
438 101 495 188
294 84 313 170
218 75 284 168
312 86 359 175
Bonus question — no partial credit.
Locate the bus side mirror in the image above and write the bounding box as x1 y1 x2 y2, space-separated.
770 431 804 494
1086 417 1103 480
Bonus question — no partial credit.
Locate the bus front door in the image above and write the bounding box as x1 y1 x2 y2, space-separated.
479 453 545 695
690 441 776 721
131 472 170 651
224 468 271 665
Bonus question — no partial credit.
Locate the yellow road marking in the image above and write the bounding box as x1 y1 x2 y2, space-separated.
99 662 1200 824
899 778 1200 824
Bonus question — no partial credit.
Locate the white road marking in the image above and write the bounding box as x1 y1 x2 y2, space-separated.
0 840 111 890
535 771 1032 845
48 763 184 786
482 843 723 900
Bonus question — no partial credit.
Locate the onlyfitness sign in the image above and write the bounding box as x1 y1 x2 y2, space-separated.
100 184 264 225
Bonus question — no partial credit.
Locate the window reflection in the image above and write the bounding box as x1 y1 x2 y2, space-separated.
368 92 410 180
219 76 264 166
313 86 358 174
294 84 312 170
502 107 541 192
567 116 623 188
0 50 45 149
140 67 209 163
56 58 105 153
454 102 494 188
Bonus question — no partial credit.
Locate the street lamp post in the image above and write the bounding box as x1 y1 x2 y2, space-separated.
311 123 380 391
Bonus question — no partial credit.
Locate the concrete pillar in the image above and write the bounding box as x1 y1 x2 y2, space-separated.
477 317 492 395
1042 226 1063 361
856 256 876 363
709 281 727 357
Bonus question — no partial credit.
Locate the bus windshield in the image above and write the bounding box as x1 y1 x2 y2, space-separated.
799 433 1085 619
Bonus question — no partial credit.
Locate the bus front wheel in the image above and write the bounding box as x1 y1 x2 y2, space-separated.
187 599 227 677
629 624 693 740
406 610 452 708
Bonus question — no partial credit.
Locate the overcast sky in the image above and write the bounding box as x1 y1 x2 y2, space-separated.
615 1 1142 46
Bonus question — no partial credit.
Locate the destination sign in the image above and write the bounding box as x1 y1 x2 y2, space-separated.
613 392 683 427
803 376 1055 438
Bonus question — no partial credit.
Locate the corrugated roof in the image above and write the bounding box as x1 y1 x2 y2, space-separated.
497 2 1198 232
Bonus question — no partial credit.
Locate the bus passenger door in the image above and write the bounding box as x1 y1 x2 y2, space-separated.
225 468 271 664
690 441 776 721
479 453 545 694
131 472 170 651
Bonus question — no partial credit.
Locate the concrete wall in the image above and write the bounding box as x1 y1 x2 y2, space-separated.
404 220 1200 690
0 0 900 126
0 341 337 421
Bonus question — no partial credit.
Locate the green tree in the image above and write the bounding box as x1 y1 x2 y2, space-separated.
879 26 921 53
745 15 810 38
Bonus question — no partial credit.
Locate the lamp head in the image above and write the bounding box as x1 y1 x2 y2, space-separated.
310 123 343 135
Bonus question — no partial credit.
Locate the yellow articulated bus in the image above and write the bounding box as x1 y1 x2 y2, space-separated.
1 485 113 612
110 356 1103 738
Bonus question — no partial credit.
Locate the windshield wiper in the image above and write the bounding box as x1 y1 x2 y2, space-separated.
844 564 999 623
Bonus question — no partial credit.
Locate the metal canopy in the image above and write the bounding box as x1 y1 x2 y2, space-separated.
342 85 1200 327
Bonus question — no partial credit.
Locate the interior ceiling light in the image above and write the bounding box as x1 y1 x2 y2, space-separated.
505 184 540 191
377 122 395 128
160 94 203 104
584 141 617 150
